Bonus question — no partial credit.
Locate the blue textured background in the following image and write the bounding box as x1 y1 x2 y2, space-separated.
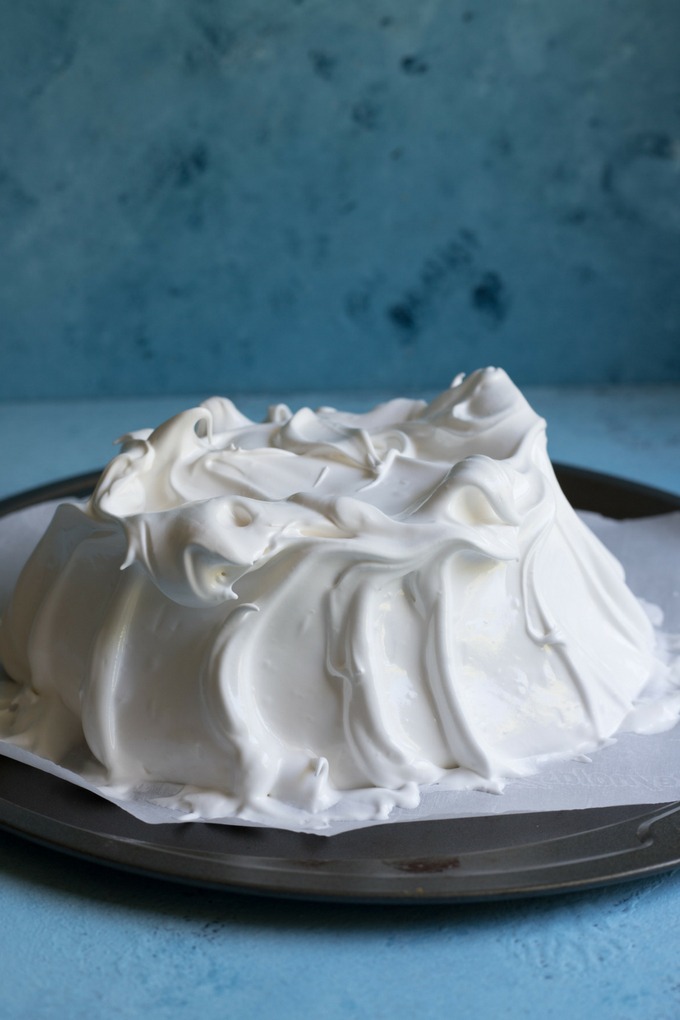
1 6 680 1012
1 0 680 397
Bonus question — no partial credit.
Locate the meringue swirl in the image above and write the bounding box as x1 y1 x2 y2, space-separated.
0 368 659 825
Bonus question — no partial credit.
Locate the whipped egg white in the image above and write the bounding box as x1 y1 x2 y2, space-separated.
0 368 663 827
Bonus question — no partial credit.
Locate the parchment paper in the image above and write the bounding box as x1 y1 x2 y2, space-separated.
1 499 679 835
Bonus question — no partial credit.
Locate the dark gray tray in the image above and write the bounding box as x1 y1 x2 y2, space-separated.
1 466 679 903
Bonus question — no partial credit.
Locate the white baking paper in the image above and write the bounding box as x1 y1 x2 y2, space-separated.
1 499 679 836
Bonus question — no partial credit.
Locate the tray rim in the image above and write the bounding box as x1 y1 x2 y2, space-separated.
0 465 679 904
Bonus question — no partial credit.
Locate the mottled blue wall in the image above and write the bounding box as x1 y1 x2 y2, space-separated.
1 0 679 399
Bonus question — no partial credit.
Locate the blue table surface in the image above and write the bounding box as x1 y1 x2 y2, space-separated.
0 385 679 1020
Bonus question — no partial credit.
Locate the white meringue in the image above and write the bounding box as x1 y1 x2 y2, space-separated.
0 368 661 824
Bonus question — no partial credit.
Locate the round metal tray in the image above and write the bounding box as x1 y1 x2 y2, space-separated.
0 466 679 903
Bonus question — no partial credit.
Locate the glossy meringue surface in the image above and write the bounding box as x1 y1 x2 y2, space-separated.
0 369 660 825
